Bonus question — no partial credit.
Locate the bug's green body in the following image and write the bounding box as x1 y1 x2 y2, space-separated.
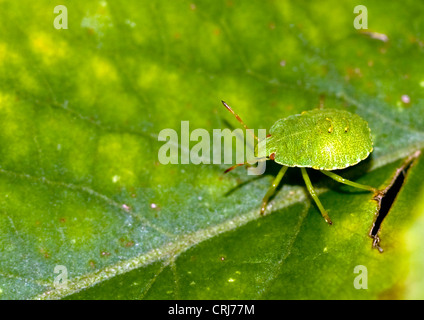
256 109 373 170
221 101 377 225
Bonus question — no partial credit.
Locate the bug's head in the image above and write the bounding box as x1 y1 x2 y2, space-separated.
254 135 276 161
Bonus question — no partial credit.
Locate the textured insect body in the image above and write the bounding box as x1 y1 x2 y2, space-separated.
256 109 373 170
221 101 377 225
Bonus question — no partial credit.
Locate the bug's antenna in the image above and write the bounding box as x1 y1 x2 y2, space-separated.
221 100 259 141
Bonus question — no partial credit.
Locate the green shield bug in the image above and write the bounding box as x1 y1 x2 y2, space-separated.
221 101 377 225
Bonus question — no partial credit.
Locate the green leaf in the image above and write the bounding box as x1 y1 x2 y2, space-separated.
0 0 424 300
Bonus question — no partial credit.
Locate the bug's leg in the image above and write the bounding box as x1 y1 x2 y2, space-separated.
321 171 377 193
260 166 289 215
300 167 333 225
224 163 245 174
224 156 269 174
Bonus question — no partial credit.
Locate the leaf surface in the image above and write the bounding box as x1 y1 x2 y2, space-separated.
0 0 423 299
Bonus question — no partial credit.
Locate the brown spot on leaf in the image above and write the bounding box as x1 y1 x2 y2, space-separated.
40 248 50 258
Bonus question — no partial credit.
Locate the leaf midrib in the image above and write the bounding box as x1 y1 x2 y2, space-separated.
32 185 310 299
26 144 420 299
